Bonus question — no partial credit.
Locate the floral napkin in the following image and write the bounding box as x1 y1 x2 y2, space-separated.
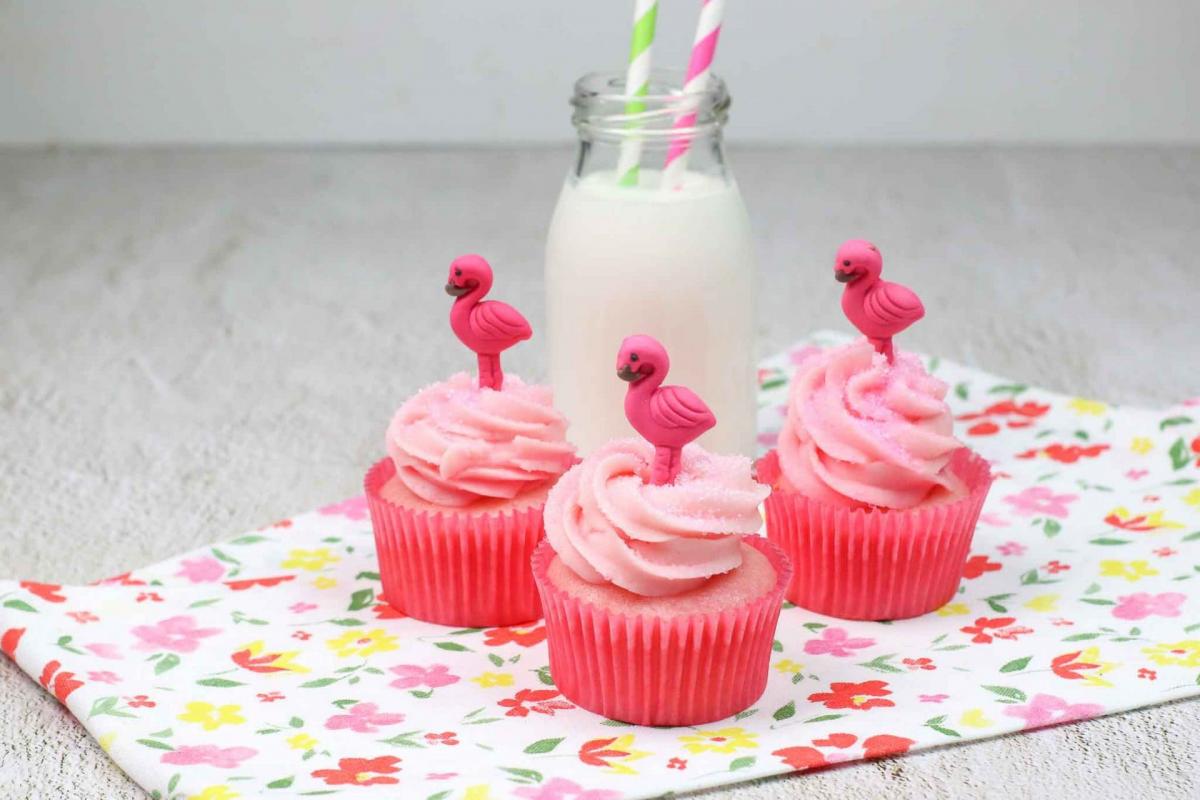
2 331 1199 800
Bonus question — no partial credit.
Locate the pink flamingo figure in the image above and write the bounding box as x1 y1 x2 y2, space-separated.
617 334 716 485
834 239 925 362
445 254 532 390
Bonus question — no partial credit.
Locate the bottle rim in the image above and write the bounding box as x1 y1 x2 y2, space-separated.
570 68 730 143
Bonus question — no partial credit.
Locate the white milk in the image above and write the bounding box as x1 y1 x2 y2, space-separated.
544 168 757 456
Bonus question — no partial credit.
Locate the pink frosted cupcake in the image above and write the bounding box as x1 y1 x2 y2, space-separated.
760 240 993 620
533 335 791 726
366 255 576 626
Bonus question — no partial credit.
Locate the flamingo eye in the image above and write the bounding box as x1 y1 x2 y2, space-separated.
454 268 462 276
842 260 851 267
630 353 639 362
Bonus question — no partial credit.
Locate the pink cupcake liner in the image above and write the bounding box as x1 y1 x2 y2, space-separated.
531 535 793 727
758 448 993 621
365 458 545 627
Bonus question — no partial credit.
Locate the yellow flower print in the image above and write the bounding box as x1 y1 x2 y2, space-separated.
935 602 970 617
312 576 338 590
1024 594 1060 613
1184 488 1200 507
679 726 758 754
470 672 514 688
1068 398 1107 416
287 733 319 751
326 628 399 658
1075 646 1119 688
959 708 994 729
1142 640 1200 668
98 732 116 752
464 787 491 800
1129 437 1154 455
773 659 804 674
233 640 310 674
187 787 239 800
281 548 340 572
177 702 245 731
1099 560 1159 583
597 734 652 775
1106 506 1185 531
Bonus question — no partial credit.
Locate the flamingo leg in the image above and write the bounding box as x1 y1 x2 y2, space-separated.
869 337 895 363
651 445 680 485
477 354 503 390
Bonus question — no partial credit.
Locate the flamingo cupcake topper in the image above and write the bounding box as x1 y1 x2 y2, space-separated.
617 334 716 485
445 254 532 390
834 239 925 363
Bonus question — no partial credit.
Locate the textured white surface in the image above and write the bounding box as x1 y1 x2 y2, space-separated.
1 146 1199 798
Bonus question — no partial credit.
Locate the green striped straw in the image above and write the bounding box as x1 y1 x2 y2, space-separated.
616 0 659 187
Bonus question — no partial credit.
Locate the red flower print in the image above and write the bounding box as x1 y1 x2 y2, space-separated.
902 657 936 671
271 518 293 529
807 680 894 711
1050 651 1101 681
772 746 827 771
993 626 1033 641
424 732 459 746
1043 560 1071 574
312 756 401 786
966 421 1001 436
1051 618 1074 627
38 660 83 703
1154 548 1178 558
667 757 687 770
1 628 25 658
862 734 915 759
372 602 405 620
93 571 146 587
292 631 312 641
136 592 164 603
257 692 285 703
959 400 1050 435
1138 668 1157 680
960 617 1016 644
19 582 66 603
1016 443 1109 463
812 733 857 749
578 737 632 768
126 695 156 708
223 575 296 591
962 555 1002 579
499 688 574 718
67 611 99 624
484 626 547 648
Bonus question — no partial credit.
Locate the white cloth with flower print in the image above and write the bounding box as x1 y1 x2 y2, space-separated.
3 330 1200 800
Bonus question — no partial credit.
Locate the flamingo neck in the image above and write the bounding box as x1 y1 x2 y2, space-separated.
843 272 878 298
628 367 665 397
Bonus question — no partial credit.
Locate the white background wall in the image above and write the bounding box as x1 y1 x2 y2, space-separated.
2 0 1198 146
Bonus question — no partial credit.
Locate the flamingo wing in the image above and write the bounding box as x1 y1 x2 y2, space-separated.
471 300 533 344
866 280 925 328
650 385 717 431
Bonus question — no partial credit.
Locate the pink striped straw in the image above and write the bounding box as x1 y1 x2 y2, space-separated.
662 0 725 190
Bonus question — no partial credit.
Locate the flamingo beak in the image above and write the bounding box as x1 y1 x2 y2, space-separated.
616 364 639 382
445 282 471 297
835 269 857 283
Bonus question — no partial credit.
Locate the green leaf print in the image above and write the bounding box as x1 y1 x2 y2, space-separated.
196 678 244 688
1062 632 1103 642
954 382 969 400
999 656 1033 673
500 767 544 785
535 666 555 686
355 570 382 581
2 599 36 612
730 756 756 771
435 642 471 652
136 739 174 751
426 792 452 800
154 654 181 675
771 639 784 652
1080 598 1116 606
988 383 1028 395
1043 519 1062 538
348 588 375 611
1090 538 1131 546
1169 438 1191 470
230 535 268 545
300 678 339 688
803 713 845 724
488 653 504 668
1160 416 1194 430
772 701 795 721
981 685 1027 702
984 594 1014 613
267 777 295 789
328 618 365 626
857 654 903 674
523 737 565 754
925 716 961 738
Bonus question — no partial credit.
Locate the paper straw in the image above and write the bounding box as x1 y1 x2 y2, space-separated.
662 0 725 190
616 0 659 187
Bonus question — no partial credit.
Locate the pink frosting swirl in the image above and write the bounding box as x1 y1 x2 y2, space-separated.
544 438 769 597
776 338 964 510
386 372 576 507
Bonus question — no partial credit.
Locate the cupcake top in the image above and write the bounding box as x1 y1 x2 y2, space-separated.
386 372 577 508
776 338 964 510
544 438 769 597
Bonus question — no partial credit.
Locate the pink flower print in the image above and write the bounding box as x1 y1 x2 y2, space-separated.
67 611 99 624
996 541 1027 556
86 671 121 684
513 778 622 800
1125 468 1149 481
84 643 122 660
919 694 949 703
389 663 460 689
319 496 369 520
803 627 875 658
131 615 221 653
757 431 778 447
1112 592 1185 621
325 702 406 733
1002 486 1078 518
175 556 225 584
162 745 257 768
1003 693 1104 730
289 602 318 614
979 513 1011 527
427 773 458 781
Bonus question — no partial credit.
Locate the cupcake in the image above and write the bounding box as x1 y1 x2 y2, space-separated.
365 255 576 626
759 240 993 620
533 335 791 726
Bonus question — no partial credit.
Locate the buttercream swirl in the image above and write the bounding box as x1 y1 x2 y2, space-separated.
776 338 964 510
544 438 769 597
386 372 576 507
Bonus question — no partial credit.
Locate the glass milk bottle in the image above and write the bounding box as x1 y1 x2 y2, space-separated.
545 69 756 456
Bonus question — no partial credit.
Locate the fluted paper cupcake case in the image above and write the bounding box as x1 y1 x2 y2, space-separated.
365 458 545 627
758 448 993 621
532 535 793 727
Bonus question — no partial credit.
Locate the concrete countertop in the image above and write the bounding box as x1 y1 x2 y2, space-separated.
1 146 1198 799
